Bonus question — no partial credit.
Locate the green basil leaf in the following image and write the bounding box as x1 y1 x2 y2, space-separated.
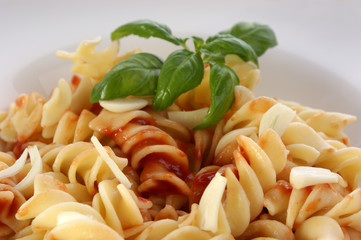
153 49 204 111
221 22 277 56
202 34 259 67
194 63 239 129
90 52 163 103
190 36 204 52
111 19 183 45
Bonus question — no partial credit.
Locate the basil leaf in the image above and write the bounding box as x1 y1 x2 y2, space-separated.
90 52 163 103
190 36 204 52
194 63 239 129
111 19 183 45
153 49 204 111
221 22 277 56
202 34 259 67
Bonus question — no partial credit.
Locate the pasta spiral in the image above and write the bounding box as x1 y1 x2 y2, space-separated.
35 139 129 197
0 92 44 143
40 76 94 143
263 180 361 237
281 121 361 190
89 109 192 197
0 75 95 147
0 152 29 239
8 137 135 239
14 174 124 240
282 100 356 144
315 145 361 189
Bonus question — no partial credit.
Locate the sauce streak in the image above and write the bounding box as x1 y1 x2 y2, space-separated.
70 75 81 88
190 168 218 204
142 154 189 179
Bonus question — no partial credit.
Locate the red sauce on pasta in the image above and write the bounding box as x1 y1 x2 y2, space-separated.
97 115 194 197
175 140 189 155
90 102 102 115
15 95 26 108
142 154 189 179
145 180 187 196
190 164 238 204
99 127 115 136
12 142 25 159
191 168 218 204
70 75 81 88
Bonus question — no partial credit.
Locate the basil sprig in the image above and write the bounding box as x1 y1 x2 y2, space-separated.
153 49 204 111
202 34 259 67
90 19 277 129
194 63 239 129
220 22 277 57
90 53 163 102
111 19 183 45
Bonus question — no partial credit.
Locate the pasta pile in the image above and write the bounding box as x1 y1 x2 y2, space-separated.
0 37 360 240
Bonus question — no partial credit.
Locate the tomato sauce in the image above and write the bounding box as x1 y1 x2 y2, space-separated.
190 168 218 204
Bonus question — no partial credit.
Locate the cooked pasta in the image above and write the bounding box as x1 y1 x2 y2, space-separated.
0 33 360 240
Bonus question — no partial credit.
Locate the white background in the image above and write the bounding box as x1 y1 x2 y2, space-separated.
1 0 361 144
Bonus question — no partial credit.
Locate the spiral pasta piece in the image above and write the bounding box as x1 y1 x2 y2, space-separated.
326 188 361 232
0 145 45 199
279 121 361 190
125 204 234 240
92 179 143 235
224 168 250 236
189 162 263 237
46 213 123 240
16 174 76 221
191 128 347 237
41 77 95 142
0 75 95 147
285 183 344 229
282 100 356 144
223 96 278 133
190 147 270 237
56 37 121 82
294 216 344 240
166 163 292 239
89 109 192 197
41 79 72 137
238 219 294 240
48 139 128 195
0 183 29 238
0 92 44 143
213 97 290 167
236 135 277 192
128 174 235 240
14 173 124 240
262 175 361 235
315 146 361 189
49 108 96 145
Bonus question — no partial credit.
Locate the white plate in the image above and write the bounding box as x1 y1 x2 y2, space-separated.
1 0 361 145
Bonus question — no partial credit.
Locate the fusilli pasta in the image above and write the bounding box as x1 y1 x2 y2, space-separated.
0 35 360 240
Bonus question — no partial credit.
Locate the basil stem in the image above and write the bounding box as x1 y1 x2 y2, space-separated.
202 34 259 67
221 22 277 57
194 62 239 129
153 49 204 111
90 52 163 103
190 36 205 52
111 19 183 46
